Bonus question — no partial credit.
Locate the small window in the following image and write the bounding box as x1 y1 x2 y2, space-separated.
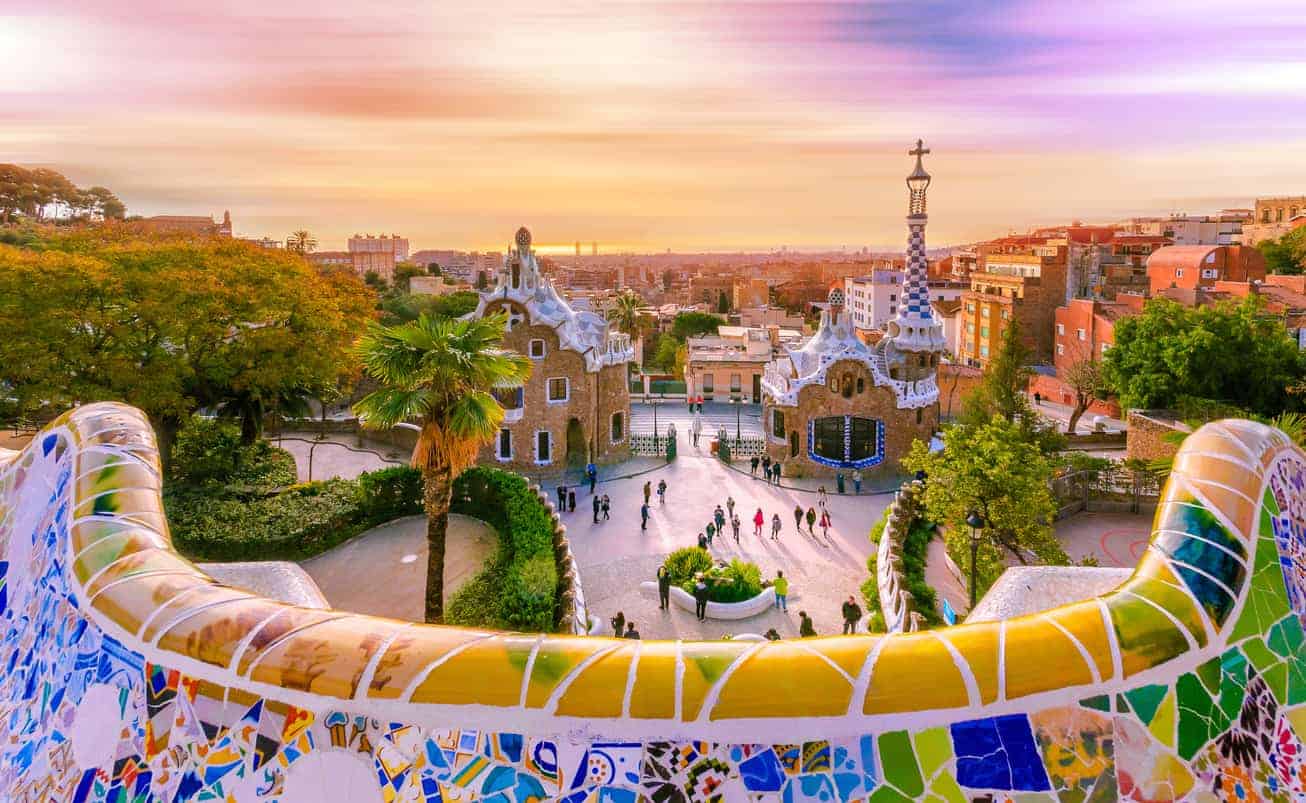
981 307 991 318
889 305 896 314
1101 342 1110 354
1057 343 1065 355
980 326 989 338
702 374 714 396
730 373 741 393
856 377 864 394
529 339 546 358
1076 328 1086 341
611 412 624 443
1056 323 1065 335
980 345 990 357
535 430 552 463
889 294 896 302
497 428 512 460
772 409 785 439
1175 268 1184 278
547 377 569 402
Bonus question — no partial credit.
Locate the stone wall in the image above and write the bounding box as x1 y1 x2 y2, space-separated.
876 480 928 632
1126 409 1191 462
5 404 1306 803
476 301 630 472
765 358 936 479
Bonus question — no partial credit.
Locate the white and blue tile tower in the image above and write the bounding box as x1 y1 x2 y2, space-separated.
885 139 948 356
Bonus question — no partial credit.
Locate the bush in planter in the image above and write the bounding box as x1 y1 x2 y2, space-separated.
662 546 714 586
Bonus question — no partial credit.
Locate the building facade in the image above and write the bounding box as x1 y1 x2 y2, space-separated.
761 141 942 479
472 227 634 473
958 246 1068 367
1243 196 1306 245
1145 244 1266 295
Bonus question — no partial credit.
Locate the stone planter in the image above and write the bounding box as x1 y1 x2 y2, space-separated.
638 582 782 620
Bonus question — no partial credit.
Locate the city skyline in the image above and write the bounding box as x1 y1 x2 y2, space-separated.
6 0 1306 251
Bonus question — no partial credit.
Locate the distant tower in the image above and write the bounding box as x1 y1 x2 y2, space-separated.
575 241 581 257
591 241 598 256
885 139 947 354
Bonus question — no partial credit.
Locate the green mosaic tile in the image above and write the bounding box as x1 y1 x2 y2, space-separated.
867 785 914 803
926 771 967 803
1079 695 1110 712
1149 689 1176 748
1262 661 1289 706
1176 671 1234 760
912 726 952 778
1228 503 1293 643
1124 684 1167 725
877 730 924 798
1241 636 1278 672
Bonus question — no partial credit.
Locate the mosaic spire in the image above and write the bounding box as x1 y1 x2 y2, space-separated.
888 139 947 353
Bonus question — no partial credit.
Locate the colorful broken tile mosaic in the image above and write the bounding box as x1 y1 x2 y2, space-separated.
0 403 1304 801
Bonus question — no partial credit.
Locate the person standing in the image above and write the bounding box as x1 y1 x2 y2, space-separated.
773 570 789 611
799 610 816 637
818 486 828 509
592 494 601 523
713 505 726 533
624 622 641 639
556 484 567 510
730 514 741 543
641 502 650 531
610 610 625 637
1034 391 1042 406
805 506 817 536
750 455 759 476
761 454 772 479
568 487 577 512
836 471 845 495
657 478 667 504
726 496 735 519
841 596 863 635
819 509 832 540
852 469 862 495
693 574 710 621
793 504 804 534
643 481 652 506
587 462 598 495
697 531 709 550
705 520 716 546
601 494 611 521
753 508 765 537
656 566 672 610
771 513 782 541
772 461 783 484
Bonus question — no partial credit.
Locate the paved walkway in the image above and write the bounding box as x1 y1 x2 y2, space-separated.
1054 510 1153 568
275 432 405 482
299 514 496 621
630 400 765 439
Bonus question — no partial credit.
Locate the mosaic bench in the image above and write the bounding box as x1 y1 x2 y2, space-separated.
1 401 1304 801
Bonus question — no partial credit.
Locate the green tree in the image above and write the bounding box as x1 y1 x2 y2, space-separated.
0 229 373 471
1258 228 1306 275
670 311 722 341
378 290 478 326
1102 295 1305 416
285 229 318 254
902 417 1068 601
353 312 532 622
427 262 442 276
82 186 126 220
717 290 730 314
1061 344 1108 435
392 262 425 292
962 318 1032 426
608 290 642 337
364 270 386 290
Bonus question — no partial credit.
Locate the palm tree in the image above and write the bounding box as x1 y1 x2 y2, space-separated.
353 312 531 622
608 290 642 337
286 230 318 254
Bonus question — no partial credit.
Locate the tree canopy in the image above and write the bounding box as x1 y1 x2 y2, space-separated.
670 311 722 341
959 318 1064 452
378 290 479 325
1257 227 1306 275
0 228 374 463
1102 295 1305 416
0 164 125 223
902 416 1068 600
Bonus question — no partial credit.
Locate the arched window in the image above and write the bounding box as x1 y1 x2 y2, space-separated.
856 377 865 394
789 430 799 458
809 416 884 467
511 261 521 288
841 374 854 398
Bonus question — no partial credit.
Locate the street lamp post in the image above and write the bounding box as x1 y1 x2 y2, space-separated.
965 510 985 610
729 395 742 444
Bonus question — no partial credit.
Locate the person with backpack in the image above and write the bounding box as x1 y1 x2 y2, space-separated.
705 520 716 546
592 494 601 524
713 505 726 533
772 461 783 484
761 454 772 479
601 494 611 521
556 484 566 510
586 462 598 494
841 596 863 635
568 487 577 512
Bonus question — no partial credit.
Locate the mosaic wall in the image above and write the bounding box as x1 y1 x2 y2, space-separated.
1 402 1305 801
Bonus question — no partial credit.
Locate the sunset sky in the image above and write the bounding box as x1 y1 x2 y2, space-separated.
5 1 1306 252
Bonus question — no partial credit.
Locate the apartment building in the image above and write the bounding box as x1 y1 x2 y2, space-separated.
958 246 1068 366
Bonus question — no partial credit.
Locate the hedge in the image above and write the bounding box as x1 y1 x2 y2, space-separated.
165 467 422 562
449 466 559 632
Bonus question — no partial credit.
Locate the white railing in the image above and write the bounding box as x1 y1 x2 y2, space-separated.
716 430 766 458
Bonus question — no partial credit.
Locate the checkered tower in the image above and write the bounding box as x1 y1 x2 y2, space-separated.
886 139 947 354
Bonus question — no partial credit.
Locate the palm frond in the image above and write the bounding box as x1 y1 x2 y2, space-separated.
354 387 431 429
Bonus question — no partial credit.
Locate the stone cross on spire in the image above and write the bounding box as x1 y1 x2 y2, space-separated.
888 138 946 354
909 139 930 158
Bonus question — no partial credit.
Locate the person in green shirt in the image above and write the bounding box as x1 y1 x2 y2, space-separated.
773 571 789 611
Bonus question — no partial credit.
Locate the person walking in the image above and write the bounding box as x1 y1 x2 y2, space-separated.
697 531 708 550
641 502 650 531
818 486 828 509
852 469 862 495
805 506 817 536
643 481 652 506
568 487 577 512
750 455 759 476
713 505 726 533
610 610 625 637
772 461 783 484
773 570 789 611
753 508 765 537
656 566 672 610
771 513 782 541
730 514 741 543
1034 391 1042 406
601 494 611 521
556 484 567 510
693 574 710 621
799 610 816 638
657 478 666 504
793 504 804 534
761 454 772 479
624 622 641 639
587 462 598 495
841 596 863 635
592 494 601 523
819 509 832 540
705 520 716 546
726 496 735 519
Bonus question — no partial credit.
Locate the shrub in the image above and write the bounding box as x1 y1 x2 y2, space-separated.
356 466 422 522
450 467 560 631
170 417 296 488
665 550 763 603
662 546 714 586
